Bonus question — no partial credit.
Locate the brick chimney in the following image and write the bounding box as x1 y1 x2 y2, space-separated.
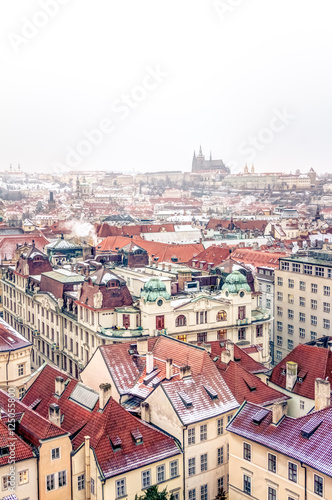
180 365 191 379
166 358 173 380
315 378 331 411
286 361 298 391
140 402 150 423
271 401 287 425
146 352 154 374
48 403 61 427
55 376 65 397
177 269 192 292
99 383 112 411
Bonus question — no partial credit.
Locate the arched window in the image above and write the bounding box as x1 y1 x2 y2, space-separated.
217 310 227 321
176 315 187 327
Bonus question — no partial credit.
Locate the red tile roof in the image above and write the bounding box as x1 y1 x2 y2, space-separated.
270 344 332 399
97 236 204 263
207 219 268 232
228 402 332 478
186 246 231 269
0 389 67 448
0 420 35 465
96 336 239 423
0 234 50 261
209 342 268 374
22 364 180 479
0 318 32 352
228 248 287 269
219 362 288 406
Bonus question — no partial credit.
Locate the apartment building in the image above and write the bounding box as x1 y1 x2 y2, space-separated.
22 364 183 500
227 395 332 500
81 335 240 498
273 250 332 363
269 344 332 417
0 388 72 500
1 247 136 378
139 271 272 365
0 317 32 397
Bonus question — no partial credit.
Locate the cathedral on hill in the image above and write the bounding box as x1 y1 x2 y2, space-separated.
192 146 230 174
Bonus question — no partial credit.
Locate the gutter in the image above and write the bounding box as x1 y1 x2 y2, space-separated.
5 350 11 392
301 462 307 500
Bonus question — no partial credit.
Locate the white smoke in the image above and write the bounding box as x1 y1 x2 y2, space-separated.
68 220 98 247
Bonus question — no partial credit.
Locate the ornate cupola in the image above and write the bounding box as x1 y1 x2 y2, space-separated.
222 270 251 294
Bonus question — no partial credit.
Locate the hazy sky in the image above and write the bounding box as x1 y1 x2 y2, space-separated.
1 0 332 175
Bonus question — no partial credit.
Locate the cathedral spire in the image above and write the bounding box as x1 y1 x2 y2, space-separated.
199 145 203 157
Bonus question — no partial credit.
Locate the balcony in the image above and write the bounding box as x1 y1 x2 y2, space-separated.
51 343 60 352
155 328 167 336
61 308 78 321
26 288 34 297
33 330 40 337
236 318 249 326
15 316 23 324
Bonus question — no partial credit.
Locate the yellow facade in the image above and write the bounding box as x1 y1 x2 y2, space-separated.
72 442 183 500
229 433 332 500
38 434 72 500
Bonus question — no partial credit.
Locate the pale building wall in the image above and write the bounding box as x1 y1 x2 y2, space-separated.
72 443 183 500
80 349 121 402
146 384 235 499
229 432 332 500
38 435 72 500
274 257 332 362
0 457 38 499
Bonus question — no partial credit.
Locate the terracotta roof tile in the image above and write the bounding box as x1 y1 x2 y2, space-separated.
228 402 332 478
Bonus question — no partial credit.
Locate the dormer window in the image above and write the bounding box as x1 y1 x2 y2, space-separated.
131 429 143 445
0 447 9 457
110 435 122 451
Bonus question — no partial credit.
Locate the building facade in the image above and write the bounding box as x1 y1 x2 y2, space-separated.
273 250 332 363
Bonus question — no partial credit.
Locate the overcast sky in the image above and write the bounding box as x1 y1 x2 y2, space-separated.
1 0 332 175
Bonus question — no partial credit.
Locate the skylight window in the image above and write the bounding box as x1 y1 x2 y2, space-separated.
204 385 218 400
178 391 193 408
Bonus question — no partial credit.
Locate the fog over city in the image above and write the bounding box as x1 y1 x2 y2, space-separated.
1 0 332 174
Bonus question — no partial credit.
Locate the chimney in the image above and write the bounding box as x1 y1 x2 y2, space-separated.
328 341 332 352
168 264 172 272
221 341 234 364
137 338 148 355
140 402 150 423
55 376 65 396
146 352 154 374
271 401 287 425
99 383 112 411
286 361 298 391
180 365 191 379
315 378 331 411
48 403 61 427
166 358 173 380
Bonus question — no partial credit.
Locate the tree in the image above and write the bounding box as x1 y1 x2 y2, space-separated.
214 488 227 500
135 485 174 500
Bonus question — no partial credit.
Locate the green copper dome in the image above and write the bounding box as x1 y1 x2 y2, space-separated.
141 278 171 302
222 270 251 294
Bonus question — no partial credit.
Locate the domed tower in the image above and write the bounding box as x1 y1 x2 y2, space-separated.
140 278 171 334
222 270 251 295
